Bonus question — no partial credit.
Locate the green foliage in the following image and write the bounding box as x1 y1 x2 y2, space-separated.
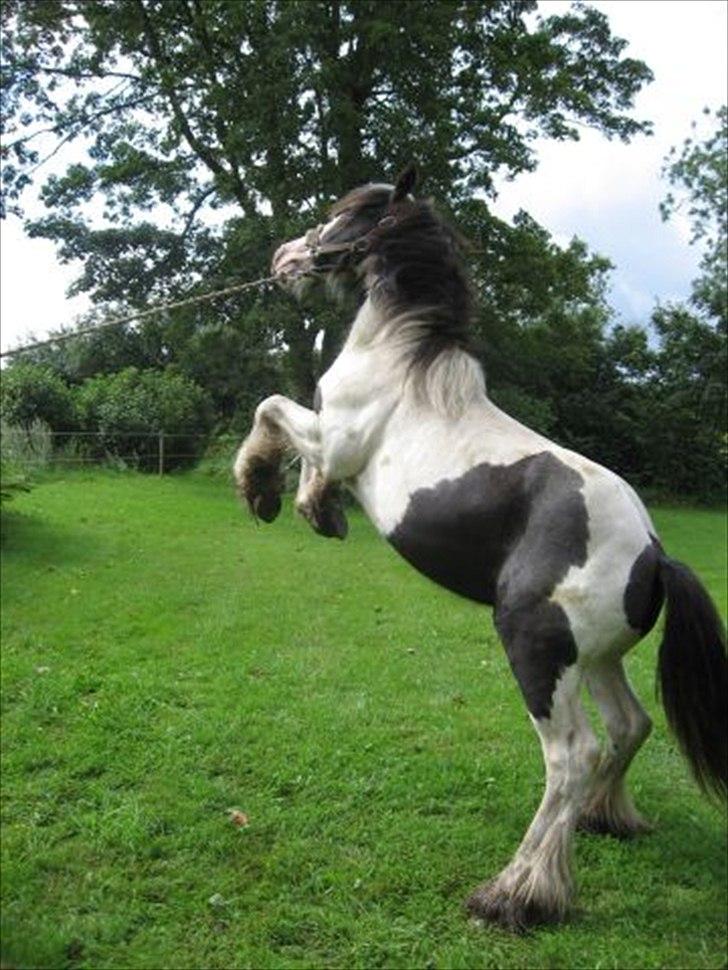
2 0 652 400
74 367 213 471
1 418 53 469
653 106 727 501
1 472 726 968
0 364 76 431
661 105 727 322
639 304 726 501
2 3 722 500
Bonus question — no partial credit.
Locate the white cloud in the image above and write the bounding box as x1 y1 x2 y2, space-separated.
0 216 91 354
490 0 726 320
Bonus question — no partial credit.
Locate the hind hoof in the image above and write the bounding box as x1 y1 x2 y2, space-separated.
466 879 569 933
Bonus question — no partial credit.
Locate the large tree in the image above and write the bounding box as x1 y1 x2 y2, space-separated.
648 105 727 500
661 105 727 325
2 0 652 401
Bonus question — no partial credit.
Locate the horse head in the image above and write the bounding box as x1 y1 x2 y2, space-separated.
271 166 418 286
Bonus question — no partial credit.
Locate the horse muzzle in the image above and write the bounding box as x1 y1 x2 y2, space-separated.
271 237 313 281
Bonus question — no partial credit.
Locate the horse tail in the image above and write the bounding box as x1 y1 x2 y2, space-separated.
656 555 727 800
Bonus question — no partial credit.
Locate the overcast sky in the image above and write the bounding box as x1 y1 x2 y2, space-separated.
1 0 726 355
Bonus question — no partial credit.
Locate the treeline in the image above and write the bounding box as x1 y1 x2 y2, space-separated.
1 2 725 501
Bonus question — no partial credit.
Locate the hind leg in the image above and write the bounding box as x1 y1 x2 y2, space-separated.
578 659 652 837
467 663 601 930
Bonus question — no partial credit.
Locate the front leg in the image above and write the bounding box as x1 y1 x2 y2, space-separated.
295 459 348 539
234 395 321 523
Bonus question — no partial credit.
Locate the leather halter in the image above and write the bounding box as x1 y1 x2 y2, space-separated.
304 214 397 262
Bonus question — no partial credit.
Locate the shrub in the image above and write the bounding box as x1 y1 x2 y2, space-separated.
197 433 240 480
0 419 52 504
74 367 213 471
0 364 76 431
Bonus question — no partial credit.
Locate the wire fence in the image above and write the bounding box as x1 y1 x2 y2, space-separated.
1 427 214 475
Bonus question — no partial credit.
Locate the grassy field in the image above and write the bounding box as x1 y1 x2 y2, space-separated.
1 470 726 969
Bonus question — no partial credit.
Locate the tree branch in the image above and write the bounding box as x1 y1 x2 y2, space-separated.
4 89 154 155
135 0 256 216
17 93 160 178
32 65 144 83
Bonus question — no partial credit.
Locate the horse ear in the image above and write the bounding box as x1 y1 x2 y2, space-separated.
391 164 417 203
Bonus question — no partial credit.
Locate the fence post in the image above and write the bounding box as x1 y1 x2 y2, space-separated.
158 430 165 476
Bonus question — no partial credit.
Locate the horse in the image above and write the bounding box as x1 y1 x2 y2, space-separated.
233 166 727 930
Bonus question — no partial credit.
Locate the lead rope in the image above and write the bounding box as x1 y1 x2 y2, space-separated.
0 273 278 360
2 210 400 360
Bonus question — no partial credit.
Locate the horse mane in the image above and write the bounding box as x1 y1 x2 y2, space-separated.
331 184 483 416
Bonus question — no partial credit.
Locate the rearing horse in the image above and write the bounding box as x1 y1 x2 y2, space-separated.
234 167 727 930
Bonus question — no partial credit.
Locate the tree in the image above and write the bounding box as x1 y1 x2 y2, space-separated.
462 202 620 459
651 105 727 500
661 105 727 325
2 0 653 401
642 303 726 499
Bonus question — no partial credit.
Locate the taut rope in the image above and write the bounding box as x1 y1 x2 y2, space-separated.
0 274 277 360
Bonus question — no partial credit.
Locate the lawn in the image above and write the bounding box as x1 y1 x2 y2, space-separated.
1 470 726 970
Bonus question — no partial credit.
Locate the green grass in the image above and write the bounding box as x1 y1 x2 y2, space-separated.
1 470 726 970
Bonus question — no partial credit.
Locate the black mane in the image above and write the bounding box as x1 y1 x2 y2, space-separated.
328 185 474 371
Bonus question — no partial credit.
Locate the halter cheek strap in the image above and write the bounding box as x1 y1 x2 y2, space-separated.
305 214 398 261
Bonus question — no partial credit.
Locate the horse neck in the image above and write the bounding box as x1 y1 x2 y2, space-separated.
343 292 487 420
344 293 394 351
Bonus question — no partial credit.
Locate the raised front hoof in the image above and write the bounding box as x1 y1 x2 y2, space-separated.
577 811 653 839
237 461 284 524
251 491 282 523
466 880 568 933
296 500 348 540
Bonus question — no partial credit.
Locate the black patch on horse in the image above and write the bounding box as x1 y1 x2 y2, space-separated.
387 451 588 717
624 540 664 634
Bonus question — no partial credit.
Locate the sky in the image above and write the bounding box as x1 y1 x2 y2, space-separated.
1 0 726 355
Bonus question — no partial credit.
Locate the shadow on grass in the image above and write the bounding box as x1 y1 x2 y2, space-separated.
0 509 104 568
650 803 727 885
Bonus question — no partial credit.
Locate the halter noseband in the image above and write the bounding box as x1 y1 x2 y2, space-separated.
304 214 397 263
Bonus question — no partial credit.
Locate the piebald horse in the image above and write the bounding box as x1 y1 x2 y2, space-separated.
234 167 727 930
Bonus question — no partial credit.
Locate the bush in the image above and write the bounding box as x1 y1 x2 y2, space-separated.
0 364 76 431
74 367 214 471
0 419 52 504
197 433 240 480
